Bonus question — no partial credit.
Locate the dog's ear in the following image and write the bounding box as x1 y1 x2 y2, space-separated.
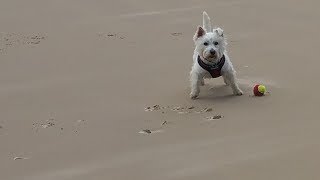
215 28 224 37
194 26 206 41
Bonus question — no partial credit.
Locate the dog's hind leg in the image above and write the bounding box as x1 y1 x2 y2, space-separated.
200 78 205 86
223 76 230 86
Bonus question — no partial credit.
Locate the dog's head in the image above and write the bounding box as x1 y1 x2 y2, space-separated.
193 12 227 63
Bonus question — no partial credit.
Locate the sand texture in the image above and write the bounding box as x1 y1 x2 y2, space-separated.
1 0 320 179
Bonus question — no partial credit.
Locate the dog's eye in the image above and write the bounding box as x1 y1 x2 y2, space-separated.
214 41 219 45
203 42 209 46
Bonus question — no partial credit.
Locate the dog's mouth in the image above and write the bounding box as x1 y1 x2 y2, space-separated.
204 55 217 62
202 52 217 62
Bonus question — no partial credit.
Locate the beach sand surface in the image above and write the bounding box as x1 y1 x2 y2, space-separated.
1 0 320 179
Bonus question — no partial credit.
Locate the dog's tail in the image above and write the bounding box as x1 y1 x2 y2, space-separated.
202 11 212 32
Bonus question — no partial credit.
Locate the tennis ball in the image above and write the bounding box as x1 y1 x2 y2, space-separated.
253 84 266 96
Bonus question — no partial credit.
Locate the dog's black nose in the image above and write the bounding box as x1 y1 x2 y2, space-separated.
210 49 216 55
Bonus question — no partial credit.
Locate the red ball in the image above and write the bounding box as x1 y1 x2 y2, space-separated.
253 84 264 96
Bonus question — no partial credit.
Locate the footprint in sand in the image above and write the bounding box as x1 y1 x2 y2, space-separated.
205 115 223 121
144 104 215 115
32 117 57 131
0 32 46 53
97 32 125 40
32 116 87 134
139 129 164 135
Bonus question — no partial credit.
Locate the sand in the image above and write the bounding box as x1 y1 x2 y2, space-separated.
1 0 320 179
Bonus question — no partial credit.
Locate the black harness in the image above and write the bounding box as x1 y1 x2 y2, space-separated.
197 55 225 78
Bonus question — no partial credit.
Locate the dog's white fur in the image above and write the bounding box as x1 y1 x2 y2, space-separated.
190 12 243 99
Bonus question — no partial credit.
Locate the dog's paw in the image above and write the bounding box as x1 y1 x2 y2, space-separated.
190 93 199 99
233 89 243 96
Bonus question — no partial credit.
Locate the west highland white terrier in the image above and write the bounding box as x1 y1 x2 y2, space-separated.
189 11 243 99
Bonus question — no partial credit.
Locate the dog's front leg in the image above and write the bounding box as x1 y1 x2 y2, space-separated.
190 72 201 99
223 72 243 96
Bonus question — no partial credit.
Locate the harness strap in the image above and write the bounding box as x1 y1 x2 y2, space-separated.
197 55 225 78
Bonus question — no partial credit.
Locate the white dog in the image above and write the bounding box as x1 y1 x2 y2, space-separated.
189 11 243 99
